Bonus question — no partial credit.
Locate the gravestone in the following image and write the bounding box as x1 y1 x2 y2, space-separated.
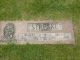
0 20 75 44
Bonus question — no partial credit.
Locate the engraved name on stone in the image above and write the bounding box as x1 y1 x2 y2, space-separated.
27 23 63 31
16 33 72 41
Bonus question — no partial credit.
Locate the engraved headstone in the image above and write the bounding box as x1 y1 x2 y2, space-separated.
0 21 75 44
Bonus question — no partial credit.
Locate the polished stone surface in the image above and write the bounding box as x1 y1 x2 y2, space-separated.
0 21 75 44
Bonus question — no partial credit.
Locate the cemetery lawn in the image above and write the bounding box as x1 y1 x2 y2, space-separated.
0 0 80 60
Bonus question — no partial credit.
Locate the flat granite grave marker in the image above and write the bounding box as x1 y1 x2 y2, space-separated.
0 20 75 44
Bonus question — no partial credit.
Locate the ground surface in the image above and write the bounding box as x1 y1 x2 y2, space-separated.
0 0 80 60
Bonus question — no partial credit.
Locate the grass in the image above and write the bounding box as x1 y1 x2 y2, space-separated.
0 0 80 60
0 0 79 20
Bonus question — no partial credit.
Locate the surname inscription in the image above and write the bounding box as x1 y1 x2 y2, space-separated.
27 23 63 31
